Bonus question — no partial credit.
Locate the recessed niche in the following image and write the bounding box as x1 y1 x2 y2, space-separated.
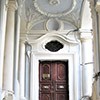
46 19 62 31
45 40 64 52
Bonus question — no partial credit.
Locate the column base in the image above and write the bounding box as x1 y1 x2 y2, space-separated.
20 97 27 100
1 90 14 100
2 93 13 100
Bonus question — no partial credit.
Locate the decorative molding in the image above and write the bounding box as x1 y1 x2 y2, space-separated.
95 1 100 13
49 0 60 6
27 15 45 31
24 32 80 44
80 32 93 42
45 18 64 31
45 40 64 52
22 0 83 31
88 0 94 15
26 12 80 32
2 90 14 100
6 0 18 11
60 13 81 29
25 5 44 30
89 0 100 99
33 0 76 17
17 0 25 16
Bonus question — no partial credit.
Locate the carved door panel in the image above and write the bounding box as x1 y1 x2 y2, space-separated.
39 61 69 100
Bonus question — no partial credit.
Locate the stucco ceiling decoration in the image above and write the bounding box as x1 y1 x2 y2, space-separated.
33 0 76 17
49 0 60 6
22 0 84 31
20 0 84 41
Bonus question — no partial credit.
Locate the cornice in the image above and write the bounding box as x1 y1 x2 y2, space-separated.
21 31 80 44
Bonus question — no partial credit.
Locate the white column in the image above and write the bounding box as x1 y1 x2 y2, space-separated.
30 52 34 100
95 2 100 100
0 0 8 93
81 33 93 97
19 40 26 100
13 10 21 100
3 0 17 93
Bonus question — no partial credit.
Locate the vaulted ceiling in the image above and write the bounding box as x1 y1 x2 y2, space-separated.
18 0 92 41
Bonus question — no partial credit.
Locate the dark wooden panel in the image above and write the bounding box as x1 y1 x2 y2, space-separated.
56 93 69 100
56 83 68 92
57 63 66 80
40 83 51 92
40 93 52 100
56 62 68 82
39 62 51 82
39 61 69 100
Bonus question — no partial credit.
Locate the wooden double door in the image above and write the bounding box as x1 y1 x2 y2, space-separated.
39 61 69 100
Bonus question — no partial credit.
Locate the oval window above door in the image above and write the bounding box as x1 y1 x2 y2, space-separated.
45 40 64 52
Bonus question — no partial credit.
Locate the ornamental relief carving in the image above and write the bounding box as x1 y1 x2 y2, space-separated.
33 0 76 17
2 91 14 100
17 0 25 15
60 12 81 28
49 0 60 6
25 11 80 31
25 5 44 30
24 0 83 31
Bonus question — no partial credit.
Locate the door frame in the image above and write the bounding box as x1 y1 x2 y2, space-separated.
30 53 80 100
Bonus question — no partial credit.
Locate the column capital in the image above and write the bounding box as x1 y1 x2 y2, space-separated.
6 0 18 11
95 1 100 13
80 32 93 42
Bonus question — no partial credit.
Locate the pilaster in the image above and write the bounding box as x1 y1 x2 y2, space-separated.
93 1 100 99
19 40 26 100
80 32 93 98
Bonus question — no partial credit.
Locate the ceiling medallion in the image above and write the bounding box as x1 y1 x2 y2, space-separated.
33 0 76 17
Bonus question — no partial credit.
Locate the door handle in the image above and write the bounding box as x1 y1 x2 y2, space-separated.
43 86 49 89
43 74 50 79
59 85 64 89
